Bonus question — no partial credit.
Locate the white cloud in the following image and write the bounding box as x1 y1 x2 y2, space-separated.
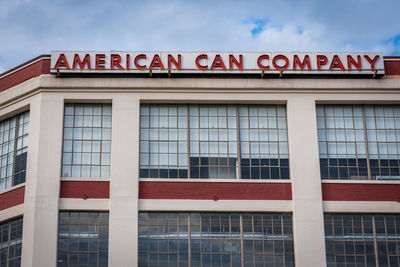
0 0 400 72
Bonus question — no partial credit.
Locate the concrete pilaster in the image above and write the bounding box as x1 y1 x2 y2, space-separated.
108 96 140 266
287 98 327 267
21 94 64 267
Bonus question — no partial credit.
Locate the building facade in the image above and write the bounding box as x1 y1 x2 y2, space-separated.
0 52 399 267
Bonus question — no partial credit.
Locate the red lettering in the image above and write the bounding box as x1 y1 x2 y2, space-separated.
293 55 311 70
272 55 289 70
317 55 328 70
364 55 380 70
54 54 70 69
210 55 226 70
196 54 208 70
257 55 270 70
168 54 181 69
126 54 130 70
229 55 243 70
110 54 124 70
72 54 91 69
149 55 164 69
347 55 362 70
134 54 146 70
95 54 106 70
329 55 345 70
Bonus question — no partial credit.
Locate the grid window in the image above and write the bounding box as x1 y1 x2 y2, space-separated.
317 105 400 180
191 213 242 267
138 213 294 267
139 104 289 180
365 106 400 180
0 112 29 191
239 106 289 179
57 212 109 267
140 105 188 178
0 217 23 267
375 215 400 266
62 104 112 178
139 213 189 267
325 214 400 267
189 105 238 179
242 214 293 267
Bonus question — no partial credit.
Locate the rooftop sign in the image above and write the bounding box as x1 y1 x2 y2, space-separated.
51 52 384 75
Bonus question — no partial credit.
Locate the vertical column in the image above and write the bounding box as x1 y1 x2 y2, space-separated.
109 96 140 266
286 98 326 267
22 93 64 267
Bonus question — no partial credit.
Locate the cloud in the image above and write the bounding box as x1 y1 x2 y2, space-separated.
1 0 400 72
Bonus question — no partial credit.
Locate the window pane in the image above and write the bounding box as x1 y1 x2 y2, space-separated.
61 104 111 178
240 105 289 179
0 112 29 191
140 105 188 179
140 104 289 180
365 105 400 180
317 105 367 180
0 217 23 267
325 214 400 267
139 213 294 267
57 212 109 267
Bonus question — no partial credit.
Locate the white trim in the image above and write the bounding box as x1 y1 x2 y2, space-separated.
323 201 400 213
60 177 111 182
383 58 400 62
0 204 23 222
322 179 400 184
59 198 109 210
139 199 292 212
139 178 291 183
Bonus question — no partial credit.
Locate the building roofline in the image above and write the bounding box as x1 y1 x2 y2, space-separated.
1 54 400 93
0 54 50 79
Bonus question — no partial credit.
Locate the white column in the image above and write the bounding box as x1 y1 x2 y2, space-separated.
287 98 326 267
108 96 140 266
21 93 64 267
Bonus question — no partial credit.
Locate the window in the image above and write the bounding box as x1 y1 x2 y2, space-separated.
57 212 109 267
0 112 29 191
139 213 294 267
317 105 400 180
139 104 289 179
62 104 112 178
325 214 400 267
0 217 23 267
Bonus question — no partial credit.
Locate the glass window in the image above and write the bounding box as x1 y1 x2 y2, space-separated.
139 104 289 180
57 212 109 267
140 105 188 179
0 112 29 191
139 212 294 267
0 217 23 267
325 214 400 267
61 104 111 178
317 105 400 180
139 213 189 267
240 105 289 179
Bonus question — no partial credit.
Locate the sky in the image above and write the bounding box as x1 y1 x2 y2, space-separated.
1 0 400 73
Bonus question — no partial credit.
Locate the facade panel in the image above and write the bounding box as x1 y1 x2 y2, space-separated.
0 54 399 267
139 213 294 267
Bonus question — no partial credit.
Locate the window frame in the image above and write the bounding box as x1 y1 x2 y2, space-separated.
61 104 112 179
139 104 290 180
0 217 23 267
0 111 29 192
139 212 294 267
317 104 400 181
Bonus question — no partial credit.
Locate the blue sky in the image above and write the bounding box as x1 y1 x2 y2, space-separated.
1 0 399 73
